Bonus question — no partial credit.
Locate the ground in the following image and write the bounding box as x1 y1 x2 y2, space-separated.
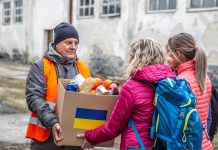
0 62 120 150
0 62 218 150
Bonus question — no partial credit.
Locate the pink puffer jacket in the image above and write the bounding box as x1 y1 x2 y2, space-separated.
85 64 176 150
176 60 213 150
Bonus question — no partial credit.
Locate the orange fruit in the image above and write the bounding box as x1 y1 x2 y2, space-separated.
103 79 113 89
92 78 103 90
89 90 96 94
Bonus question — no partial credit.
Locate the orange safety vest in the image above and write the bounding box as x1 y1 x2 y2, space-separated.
26 58 91 142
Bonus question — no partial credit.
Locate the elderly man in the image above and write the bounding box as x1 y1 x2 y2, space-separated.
25 22 91 150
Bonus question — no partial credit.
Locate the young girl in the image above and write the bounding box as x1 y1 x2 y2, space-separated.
166 33 213 150
77 38 176 149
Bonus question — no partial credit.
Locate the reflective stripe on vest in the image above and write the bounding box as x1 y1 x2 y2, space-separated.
26 58 91 142
29 116 46 129
29 101 56 129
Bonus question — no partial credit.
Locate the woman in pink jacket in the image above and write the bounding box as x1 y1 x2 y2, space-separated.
165 33 213 150
77 38 176 149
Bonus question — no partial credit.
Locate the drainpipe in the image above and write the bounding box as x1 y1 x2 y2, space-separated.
69 0 73 24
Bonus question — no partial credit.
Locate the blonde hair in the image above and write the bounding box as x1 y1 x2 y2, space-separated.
125 38 166 79
166 33 207 92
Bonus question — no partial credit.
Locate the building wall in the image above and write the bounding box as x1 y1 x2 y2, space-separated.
133 0 218 54
0 0 70 61
0 0 217 64
31 0 69 60
74 0 218 64
0 0 31 58
73 0 137 61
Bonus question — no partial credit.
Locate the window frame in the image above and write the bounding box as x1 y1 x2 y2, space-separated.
100 0 121 17
187 0 218 12
146 0 177 13
2 1 11 25
14 0 23 23
77 0 95 19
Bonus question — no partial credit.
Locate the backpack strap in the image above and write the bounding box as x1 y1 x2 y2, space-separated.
128 119 146 150
172 107 186 140
129 80 157 149
141 80 157 89
150 109 158 139
133 78 157 89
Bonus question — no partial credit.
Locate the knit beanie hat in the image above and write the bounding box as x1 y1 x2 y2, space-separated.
54 22 79 45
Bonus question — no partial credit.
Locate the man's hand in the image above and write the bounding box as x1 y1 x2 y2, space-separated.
77 133 94 149
52 123 63 145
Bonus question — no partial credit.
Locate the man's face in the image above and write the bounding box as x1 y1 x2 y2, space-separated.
56 38 79 58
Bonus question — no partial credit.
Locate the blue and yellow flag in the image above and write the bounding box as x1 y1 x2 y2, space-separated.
74 108 108 130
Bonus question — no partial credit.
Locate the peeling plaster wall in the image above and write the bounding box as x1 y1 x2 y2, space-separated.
0 1 1 50
31 0 68 59
0 0 217 63
0 0 69 61
75 0 218 65
0 0 31 56
135 0 218 55
74 0 137 62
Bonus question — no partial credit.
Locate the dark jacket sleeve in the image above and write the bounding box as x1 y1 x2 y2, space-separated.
26 60 58 129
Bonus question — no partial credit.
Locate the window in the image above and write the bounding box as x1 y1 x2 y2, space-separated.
190 0 218 9
3 2 11 24
148 0 176 11
14 0 23 23
78 0 94 17
101 0 121 16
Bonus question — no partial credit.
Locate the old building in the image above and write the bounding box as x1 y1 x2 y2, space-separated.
74 0 218 58
0 0 217 76
73 0 218 75
0 0 71 63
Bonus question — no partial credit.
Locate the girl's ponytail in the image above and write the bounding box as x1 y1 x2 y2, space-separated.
195 47 207 93
167 33 207 93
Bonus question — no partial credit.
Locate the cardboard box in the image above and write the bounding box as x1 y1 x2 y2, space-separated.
56 79 118 147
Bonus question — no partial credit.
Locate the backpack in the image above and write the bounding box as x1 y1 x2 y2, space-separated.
150 78 202 150
207 86 218 141
128 78 202 150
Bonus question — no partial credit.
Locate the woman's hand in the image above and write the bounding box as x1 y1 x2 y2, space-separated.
77 133 94 149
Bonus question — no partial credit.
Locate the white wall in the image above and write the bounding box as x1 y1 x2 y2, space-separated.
0 0 217 63
74 0 136 61
74 0 218 64
0 0 30 56
134 0 218 54
31 0 69 59
0 0 70 61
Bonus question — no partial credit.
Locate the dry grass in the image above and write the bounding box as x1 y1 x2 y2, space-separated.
213 134 218 149
0 76 27 112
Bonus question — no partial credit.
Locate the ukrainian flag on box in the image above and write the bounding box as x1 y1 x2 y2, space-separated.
74 108 107 130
